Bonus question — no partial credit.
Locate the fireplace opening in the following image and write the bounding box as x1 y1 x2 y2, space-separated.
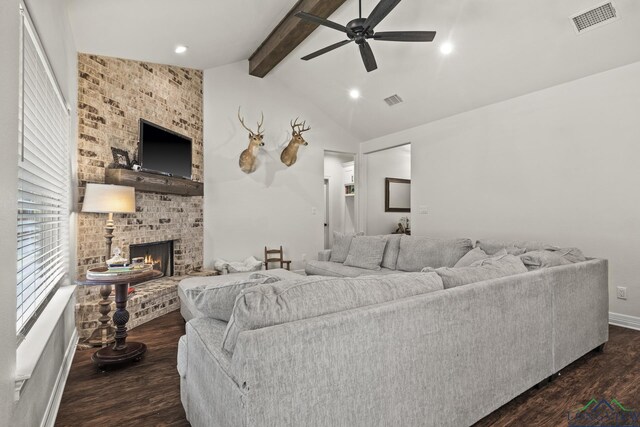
129 240 174 277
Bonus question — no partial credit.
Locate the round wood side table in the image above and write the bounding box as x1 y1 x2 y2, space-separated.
77 269 163 368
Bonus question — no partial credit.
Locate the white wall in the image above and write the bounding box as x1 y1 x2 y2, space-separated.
0 1 21 420
365 145 411 236
203 61 360 269
360 60 640 320
324 152 356 248
0 0 78 425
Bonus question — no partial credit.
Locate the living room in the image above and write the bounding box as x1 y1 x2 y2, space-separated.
1 0 639 426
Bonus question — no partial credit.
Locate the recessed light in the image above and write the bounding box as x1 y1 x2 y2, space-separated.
175 45 188 54
440 42 454 55
349 89 361 99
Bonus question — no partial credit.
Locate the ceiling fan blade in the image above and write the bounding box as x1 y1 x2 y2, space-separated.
363 0 401 31
295 11 351 35
301 40 353 61
372 31 436 42
359 41 378 72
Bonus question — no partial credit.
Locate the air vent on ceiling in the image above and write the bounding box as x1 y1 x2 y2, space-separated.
570 2 618 34
384 94 404 107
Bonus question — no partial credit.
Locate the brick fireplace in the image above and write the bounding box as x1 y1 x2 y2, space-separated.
75 53 203 340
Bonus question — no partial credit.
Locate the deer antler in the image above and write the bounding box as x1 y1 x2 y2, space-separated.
238 107 264 136
238 107 255 136
297 120 310 133
290 117 310 134
256 112 264 135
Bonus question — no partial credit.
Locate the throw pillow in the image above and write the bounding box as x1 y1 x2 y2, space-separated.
435 254 528 289
222 272 444 353
330 231 362 263
550 247 587 263
475 239 558 255
381 234 402 270
396 235 473 271
344 236 387 270
185 275 282 322
519 250 571 270
453 248 508 268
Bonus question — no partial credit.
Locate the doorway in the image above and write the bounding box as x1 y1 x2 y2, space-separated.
324 151 356 249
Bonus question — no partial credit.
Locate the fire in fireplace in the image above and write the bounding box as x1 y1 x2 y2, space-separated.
129 240 174 277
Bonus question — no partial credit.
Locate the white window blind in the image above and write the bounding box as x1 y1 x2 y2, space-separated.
17 4 70 334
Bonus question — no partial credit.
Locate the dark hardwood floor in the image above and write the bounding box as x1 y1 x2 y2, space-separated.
56 311 640 427
55 310 189 427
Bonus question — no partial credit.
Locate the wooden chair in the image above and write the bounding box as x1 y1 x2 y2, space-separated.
264 246 291 270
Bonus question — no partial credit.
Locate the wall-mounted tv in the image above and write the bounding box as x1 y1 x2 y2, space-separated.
139 119 192 179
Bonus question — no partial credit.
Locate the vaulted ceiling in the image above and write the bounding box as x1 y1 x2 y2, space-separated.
67 0 640 140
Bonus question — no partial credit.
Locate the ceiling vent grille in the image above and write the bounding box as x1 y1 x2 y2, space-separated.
384 94 403 106
571 2 618 34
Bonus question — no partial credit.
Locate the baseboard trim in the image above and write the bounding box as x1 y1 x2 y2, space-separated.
609 312 640 332
41 328 78 427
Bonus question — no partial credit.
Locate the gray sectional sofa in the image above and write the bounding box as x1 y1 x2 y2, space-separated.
177 236 609 427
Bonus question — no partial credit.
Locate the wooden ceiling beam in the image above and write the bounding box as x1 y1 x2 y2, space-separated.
249 0 349 78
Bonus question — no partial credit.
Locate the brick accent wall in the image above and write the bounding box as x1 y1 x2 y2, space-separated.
76 53 203 278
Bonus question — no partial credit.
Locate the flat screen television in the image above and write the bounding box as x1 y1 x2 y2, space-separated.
139 119 192 179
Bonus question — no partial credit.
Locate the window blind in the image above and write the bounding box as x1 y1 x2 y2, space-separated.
17 4 70 334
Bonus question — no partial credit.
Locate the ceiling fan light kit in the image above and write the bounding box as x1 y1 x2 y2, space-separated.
296 0 436 72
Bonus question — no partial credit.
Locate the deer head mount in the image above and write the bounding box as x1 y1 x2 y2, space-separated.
238 107 265 174
280 118 310 167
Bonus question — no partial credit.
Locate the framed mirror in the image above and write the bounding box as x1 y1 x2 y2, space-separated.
385 178 411 212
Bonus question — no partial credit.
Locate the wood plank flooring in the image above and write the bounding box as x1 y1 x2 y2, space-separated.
56 311 640 427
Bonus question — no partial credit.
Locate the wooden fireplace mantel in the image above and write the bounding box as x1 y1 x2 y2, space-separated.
105 168 204 196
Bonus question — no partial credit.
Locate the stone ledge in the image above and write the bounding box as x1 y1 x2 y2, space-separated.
75 275 184 341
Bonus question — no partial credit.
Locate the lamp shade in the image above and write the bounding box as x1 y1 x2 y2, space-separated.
82 183 136 214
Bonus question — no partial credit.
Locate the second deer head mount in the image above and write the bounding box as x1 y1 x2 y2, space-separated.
280 118 311 167
238 107 265 174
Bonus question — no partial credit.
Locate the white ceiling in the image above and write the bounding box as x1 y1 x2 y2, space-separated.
66 0 298 69
67 0 640 141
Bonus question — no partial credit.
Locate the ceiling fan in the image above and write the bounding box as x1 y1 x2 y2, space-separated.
295 0 436 72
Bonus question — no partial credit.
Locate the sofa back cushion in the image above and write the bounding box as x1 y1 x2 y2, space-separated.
222 272 444 353
330 231 362 263
431 254 528 289
184 274 282 322
343 236 387 270
396 235 473 271
381 234 402 270
476 239 558 255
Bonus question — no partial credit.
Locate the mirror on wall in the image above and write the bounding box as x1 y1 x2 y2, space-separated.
385 178 410 212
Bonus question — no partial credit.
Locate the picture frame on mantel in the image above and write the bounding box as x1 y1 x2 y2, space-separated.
110 147 131 169
385 177 411 212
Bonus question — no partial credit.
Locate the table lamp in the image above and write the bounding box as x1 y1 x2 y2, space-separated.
82 183 136 261
81 183 135 347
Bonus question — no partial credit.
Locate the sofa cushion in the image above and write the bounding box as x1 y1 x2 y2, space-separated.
519 251 570 270
184 274 282 322
519 248 586 270
304 260 395 277
222 273 445 353
476 239 558 255
432 254 528 289
454 247 507 268
550 247 587 263
330 231 362 263
396 235 473 271
343 236 387 270
381 234 402 270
